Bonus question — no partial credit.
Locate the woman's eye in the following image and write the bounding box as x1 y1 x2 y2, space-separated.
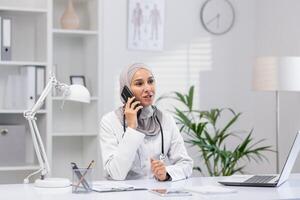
135 82 143 86
148 79 155 84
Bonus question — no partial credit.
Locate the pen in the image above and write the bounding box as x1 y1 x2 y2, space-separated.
74 160 95 192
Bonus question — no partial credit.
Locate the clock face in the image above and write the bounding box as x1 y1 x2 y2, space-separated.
200 0 235 35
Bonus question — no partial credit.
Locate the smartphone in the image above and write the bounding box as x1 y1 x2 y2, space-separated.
121 86 142 116
149 189 192 197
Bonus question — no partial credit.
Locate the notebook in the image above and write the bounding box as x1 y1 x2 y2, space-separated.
92 181 147 192
218 132 300 187
184 185 237 194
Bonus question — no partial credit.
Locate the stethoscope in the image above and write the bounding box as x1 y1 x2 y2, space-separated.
122 109 166 161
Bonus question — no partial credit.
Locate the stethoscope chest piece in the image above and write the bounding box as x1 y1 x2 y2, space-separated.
159 153 166 161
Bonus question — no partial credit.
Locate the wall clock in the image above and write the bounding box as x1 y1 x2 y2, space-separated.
200 0 235 35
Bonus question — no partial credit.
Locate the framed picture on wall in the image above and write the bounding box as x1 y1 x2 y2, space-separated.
128 0 165 51
70 75 86 86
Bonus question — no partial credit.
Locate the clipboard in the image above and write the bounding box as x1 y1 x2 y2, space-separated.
92 181 147 193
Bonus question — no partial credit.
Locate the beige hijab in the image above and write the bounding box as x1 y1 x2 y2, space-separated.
115 63 162 136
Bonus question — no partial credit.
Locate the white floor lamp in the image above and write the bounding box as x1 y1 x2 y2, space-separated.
253 56 300 173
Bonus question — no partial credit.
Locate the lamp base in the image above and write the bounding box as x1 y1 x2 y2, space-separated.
35 178 71 188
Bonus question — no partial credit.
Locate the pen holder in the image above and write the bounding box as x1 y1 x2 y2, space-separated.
72 168 93 193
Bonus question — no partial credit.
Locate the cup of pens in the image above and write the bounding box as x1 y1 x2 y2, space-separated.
71 160 94 193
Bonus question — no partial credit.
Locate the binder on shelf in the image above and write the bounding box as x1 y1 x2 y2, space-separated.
4 74 23 109
20 66 36 110
36 66 45 100
0 16 2 59
1 17 11 61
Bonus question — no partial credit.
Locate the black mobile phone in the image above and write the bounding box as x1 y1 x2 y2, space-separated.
121 86 142 116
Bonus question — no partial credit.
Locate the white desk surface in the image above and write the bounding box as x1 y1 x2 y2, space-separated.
2 174 300 200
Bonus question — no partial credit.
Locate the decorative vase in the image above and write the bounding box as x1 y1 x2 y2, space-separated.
60 0 80 29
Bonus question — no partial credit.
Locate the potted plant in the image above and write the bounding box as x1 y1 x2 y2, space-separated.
157 86 273 176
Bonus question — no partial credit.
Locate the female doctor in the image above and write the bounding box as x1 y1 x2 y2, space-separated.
99 63 193 181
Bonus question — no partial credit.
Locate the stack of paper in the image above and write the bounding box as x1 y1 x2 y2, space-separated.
184 185 237 194
92 181 140 192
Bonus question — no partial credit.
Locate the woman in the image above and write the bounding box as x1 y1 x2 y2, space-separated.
99 63 193 181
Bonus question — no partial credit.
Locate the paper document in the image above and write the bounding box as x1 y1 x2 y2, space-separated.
184 185 237 194
149 189 192 197
93 181 147 192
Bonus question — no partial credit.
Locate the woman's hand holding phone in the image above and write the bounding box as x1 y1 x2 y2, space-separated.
124 97 143 129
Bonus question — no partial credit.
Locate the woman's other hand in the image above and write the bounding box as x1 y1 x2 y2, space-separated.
150 158 168 181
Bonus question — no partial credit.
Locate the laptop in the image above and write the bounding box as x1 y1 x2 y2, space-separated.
219 132 300 187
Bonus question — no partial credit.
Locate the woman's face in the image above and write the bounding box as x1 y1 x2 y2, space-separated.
130 68 156 107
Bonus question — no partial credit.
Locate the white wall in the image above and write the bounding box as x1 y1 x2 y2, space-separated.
197 0 276 174
255 0 300 173
101 0 300 175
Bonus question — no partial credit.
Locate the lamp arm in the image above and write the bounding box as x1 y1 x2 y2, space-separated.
30 75 57 114
23 118 50 183
23 74 62 183
32 117 50 176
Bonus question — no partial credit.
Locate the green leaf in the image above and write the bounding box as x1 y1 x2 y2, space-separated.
219 112 241 138
174 92 188 106
187 86 194 111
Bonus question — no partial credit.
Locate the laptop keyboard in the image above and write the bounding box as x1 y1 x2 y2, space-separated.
244 175 277 183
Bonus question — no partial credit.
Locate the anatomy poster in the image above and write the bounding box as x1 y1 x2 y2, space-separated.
128 0 165 51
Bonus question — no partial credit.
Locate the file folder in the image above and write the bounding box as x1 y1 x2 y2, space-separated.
1 18 11 61
20 66 36 110
4 74 23 109
0 16 2 59
36 67 45 100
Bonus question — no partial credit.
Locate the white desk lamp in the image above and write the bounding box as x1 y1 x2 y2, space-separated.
23 73 90 187
253 56 300 173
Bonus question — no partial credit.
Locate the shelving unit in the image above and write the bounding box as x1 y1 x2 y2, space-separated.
0 110 47 114
0 0 103 183
0 11 47 62
52 96 98 101
0 6 47 13
52 0 98 31
0 61 47 66
52 28 98 36
0 112 46 182
0 0 48 182
0 165 40 171
50 0 102 180
52 132 97 137
0 0 47 11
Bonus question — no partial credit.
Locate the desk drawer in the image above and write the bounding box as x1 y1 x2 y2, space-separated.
0 125 26 165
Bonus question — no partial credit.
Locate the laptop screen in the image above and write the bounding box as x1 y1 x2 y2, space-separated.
277 132 300 186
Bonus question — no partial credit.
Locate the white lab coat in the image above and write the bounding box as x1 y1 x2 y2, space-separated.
98 110 193 181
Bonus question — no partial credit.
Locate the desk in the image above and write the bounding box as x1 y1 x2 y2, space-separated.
1 174 300 200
